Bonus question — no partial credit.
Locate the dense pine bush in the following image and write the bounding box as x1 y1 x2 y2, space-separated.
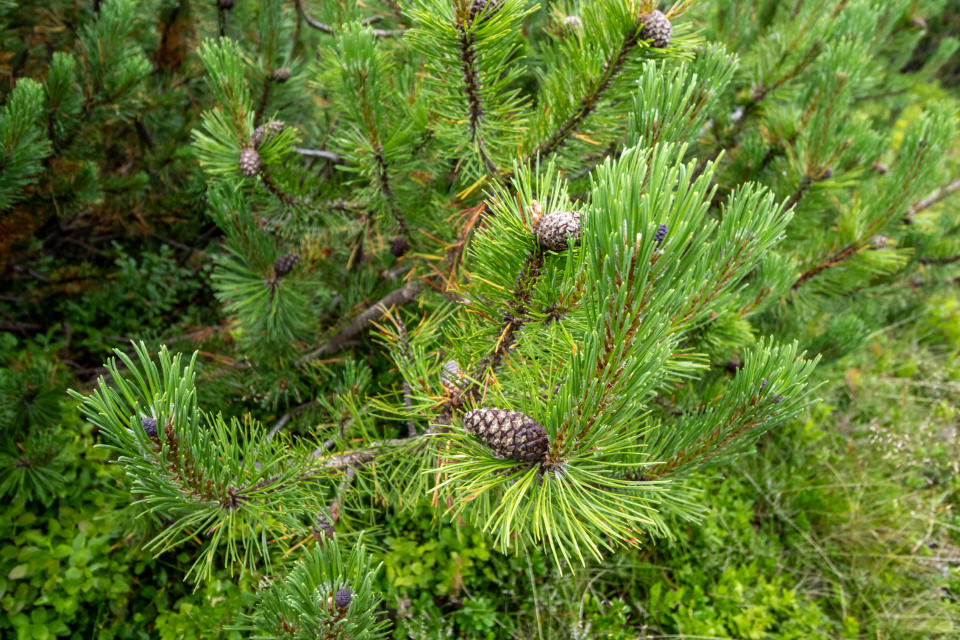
2 1 959 637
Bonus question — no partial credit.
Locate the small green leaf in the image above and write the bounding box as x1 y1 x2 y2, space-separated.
7 564 28 580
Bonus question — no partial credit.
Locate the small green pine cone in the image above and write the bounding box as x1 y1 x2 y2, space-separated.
462 408 549 462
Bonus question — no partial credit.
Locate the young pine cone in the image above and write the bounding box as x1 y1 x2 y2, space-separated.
251 120 285 149
535 210 582 252
238 148 262 177
141 416 158 438
462 408 549 462
654 224 669 247
639 10 672 48
273 253 300 278
334 588 353 610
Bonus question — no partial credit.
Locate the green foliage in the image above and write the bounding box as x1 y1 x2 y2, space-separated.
2 0 960 637
72 343 327 584
0 424 211 640
243 537 387 640
645 562 833 639
0 78 50 209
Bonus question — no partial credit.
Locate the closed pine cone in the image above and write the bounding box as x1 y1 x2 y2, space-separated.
640 10 672 48
238 148 261 177
535 210 582 252
462 408 549 462
251 120 285 149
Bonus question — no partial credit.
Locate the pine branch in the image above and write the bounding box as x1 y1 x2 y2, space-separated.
450 249 545 410
296 280 425 366
258 167 298 206
647 405 765 480
904 177 960 223
527 28 641 165
457 25 501 177
294 147 343 162
714 41 823 160
294 0 333 33
374 149 408 242
791 242 864 290
920 253 960 266
793 138 942 290
295 0 401 37
393 315 418 437
267 400 318 439
783 169 831 212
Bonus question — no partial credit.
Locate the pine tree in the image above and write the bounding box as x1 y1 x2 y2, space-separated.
0 0 215 501
36 0 959 635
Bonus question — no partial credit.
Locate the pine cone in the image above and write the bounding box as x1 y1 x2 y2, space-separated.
273 253 300 278
535 210 582 252
239 148 262 177
654 224 668 247
469 0 503 25
141 416 158 438
312 513 335 540
218 0 235 9
462 408 549 462
440 360 464 393
390 236 410 258
562 15 583 29
334 588 353 610
640 10 672 48
270 67 291 83
251 120 285 149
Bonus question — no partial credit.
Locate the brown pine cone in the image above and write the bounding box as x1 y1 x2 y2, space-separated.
238 147 262 177
640 10 672 48
535 210 582 252
270 67 291 83
462 408 549 462
251 120 285 149
273 253 300 278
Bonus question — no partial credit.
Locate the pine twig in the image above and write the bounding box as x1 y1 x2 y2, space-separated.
294 147 343 162
904 177 960 223
373 149 409 243
267 400 319 439
295 0 402 37
450 249 545 411
457 25 501 177
391 313 419 438
258 167 298 206
525 28 642 166
920 254 960 266
296 280 424 366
